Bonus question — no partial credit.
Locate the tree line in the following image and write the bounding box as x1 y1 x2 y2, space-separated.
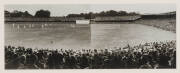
5 9 139 18
5 9 51 18
67 10 139 19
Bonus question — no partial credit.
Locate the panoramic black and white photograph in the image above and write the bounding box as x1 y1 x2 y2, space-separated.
4 4 176 69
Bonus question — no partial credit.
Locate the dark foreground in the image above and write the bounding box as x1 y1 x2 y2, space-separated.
5 41 176 69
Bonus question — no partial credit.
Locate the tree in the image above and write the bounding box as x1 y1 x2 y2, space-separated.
34 9 51 18
106 10 118 16
118 11 128 16
10 10 24 17
23 11 33 17
4 10 10 17
128 12 139 16
5 10 33 17
67 14 81 17
98 11 106 16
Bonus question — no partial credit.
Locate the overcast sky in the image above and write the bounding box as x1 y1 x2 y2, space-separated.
5 4 176 16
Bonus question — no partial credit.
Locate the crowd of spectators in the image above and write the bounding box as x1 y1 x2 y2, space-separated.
5 41 176 69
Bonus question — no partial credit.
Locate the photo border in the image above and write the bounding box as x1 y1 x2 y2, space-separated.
0 0 179 73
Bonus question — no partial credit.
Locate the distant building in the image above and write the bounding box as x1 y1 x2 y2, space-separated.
76 20 90 24
5 16 85 22
141 11 176 19
94 16 141 22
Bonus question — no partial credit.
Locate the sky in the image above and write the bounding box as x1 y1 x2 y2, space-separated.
5 4 176 16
